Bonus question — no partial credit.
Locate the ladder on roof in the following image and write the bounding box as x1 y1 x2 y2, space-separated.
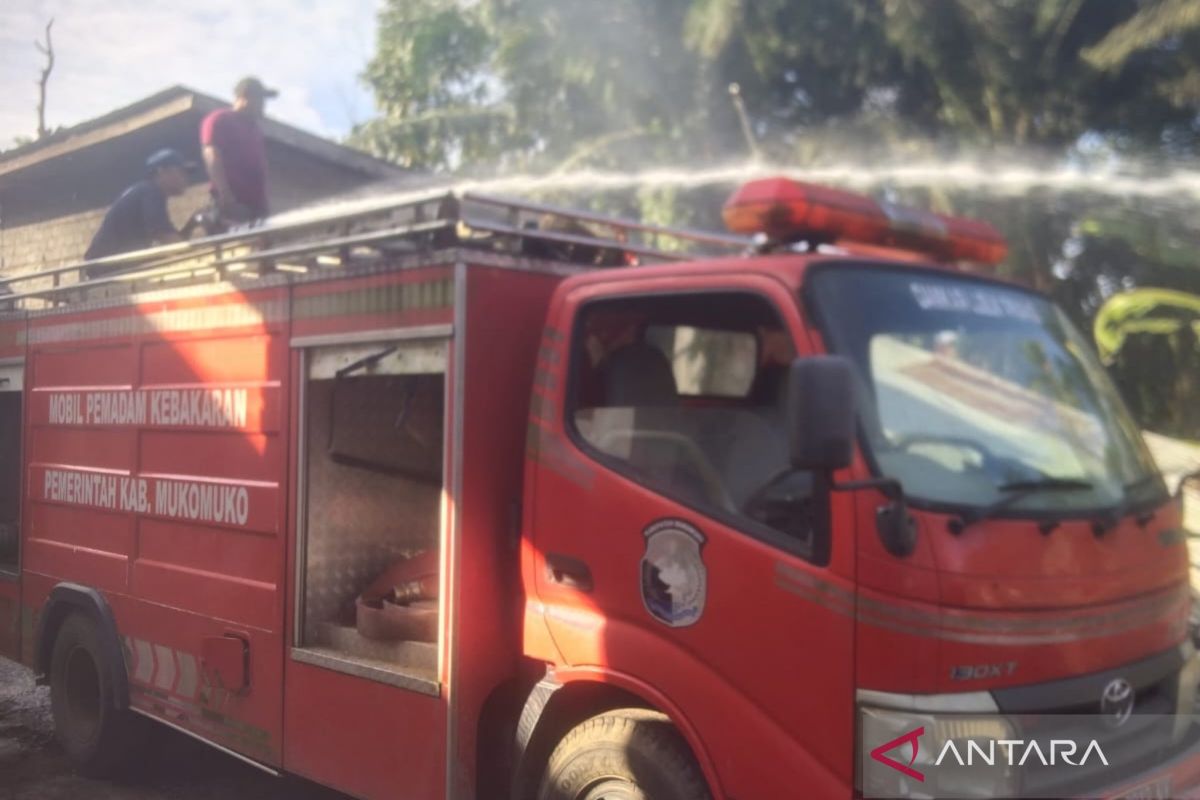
0 189 748 312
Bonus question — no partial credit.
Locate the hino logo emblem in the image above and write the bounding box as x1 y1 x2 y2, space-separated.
1100 677 1134 728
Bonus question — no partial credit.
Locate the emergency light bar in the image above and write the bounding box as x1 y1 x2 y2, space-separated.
722 177 1008 265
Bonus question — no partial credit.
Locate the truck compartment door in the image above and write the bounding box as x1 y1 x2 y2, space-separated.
201 634 249 694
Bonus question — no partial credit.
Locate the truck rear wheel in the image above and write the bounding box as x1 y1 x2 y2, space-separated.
49 613 140 776
537 709 711 800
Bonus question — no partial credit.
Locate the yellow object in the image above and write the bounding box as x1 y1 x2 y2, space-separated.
1094 288 1200 364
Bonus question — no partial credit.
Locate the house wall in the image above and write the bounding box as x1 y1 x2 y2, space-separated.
0 206 106 277
0 184 212 276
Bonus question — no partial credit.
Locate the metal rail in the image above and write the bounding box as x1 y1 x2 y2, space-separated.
0 186 458 293
0 189 748 311
462 191 749 249
459 217 691 262
0 220 455 305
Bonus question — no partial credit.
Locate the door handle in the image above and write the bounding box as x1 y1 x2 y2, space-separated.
545 553 593 593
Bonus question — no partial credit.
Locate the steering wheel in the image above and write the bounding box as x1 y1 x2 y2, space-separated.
592 429 738 513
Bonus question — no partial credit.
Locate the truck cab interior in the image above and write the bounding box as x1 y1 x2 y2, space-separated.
569 291 817 557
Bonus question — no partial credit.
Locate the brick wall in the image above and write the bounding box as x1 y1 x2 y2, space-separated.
0 207 104 275
0 184 211 277
0 149 380 278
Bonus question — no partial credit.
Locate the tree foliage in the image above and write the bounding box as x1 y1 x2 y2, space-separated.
356 0 1200 168
354 0 1200 436
1084 0 1200 122
350 0 501 169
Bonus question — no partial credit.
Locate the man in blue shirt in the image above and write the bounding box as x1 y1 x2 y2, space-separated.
84 148 196 262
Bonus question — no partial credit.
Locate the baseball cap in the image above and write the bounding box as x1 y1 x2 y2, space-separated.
146 148 198 173
234 76 280 100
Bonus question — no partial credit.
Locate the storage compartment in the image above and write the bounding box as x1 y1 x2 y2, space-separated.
298 341 446 682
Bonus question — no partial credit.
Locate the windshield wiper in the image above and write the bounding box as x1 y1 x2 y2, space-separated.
1092 474 1164 535
949 478 1094 535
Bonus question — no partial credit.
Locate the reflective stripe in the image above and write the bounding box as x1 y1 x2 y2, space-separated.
152 644 176 691
132 638 154 683
124 636 200 700
121 635 269 758
177 652 199 699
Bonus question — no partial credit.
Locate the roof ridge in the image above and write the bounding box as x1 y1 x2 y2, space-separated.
0 85 402 180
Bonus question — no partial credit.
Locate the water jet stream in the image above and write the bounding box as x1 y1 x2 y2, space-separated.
271 160 1200 229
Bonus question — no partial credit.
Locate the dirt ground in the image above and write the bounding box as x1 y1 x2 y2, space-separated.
0 658 345 800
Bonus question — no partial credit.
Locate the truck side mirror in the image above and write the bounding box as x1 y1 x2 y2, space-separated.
787 356 857 471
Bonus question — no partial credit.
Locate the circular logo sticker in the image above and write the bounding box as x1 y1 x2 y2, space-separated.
640 519 707 628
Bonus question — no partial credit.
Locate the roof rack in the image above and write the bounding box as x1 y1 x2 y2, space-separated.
0 189 747 312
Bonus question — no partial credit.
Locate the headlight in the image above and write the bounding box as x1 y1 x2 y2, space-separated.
860 706 1018 799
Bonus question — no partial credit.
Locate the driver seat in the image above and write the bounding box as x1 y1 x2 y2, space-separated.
600 343 679 407
594 343 724 504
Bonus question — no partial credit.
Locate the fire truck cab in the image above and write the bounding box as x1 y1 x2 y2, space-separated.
0 179 1199 800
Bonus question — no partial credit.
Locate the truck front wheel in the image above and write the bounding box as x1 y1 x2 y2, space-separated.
49 613 141 775
537 709 712 800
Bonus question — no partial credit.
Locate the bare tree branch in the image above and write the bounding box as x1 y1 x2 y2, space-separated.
35 18 55 140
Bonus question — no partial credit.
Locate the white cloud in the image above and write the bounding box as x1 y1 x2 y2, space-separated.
0 0 382 146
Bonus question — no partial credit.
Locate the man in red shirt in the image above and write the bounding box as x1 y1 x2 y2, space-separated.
200 77 277 228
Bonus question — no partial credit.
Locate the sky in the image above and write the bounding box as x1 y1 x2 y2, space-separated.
0 0 382 148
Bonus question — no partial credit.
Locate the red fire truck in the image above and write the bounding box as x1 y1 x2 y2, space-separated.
1 179 1199 799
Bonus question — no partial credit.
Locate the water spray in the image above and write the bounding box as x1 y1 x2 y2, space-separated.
470 162 1200 200
273 159 1200 228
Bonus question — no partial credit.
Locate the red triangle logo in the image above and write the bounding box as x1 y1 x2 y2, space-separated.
869 726 925 782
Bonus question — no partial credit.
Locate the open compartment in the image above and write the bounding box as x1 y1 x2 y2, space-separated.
297 339 447 684
0 363 21 575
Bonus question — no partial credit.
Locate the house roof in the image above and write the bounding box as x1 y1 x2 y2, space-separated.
0 85 402 180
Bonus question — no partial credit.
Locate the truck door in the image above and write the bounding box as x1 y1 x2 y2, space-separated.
284 336 449 800
0 360 22 661
526 278 857 798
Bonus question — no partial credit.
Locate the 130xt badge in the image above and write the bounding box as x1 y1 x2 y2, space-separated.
641 519 707 628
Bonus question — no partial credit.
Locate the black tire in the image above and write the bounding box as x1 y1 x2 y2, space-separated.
537 709 712 800
49 613 141 776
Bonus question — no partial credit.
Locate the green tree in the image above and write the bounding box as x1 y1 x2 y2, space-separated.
1083 0 1200 153
353 0 1200 436
356 0 1200 168
349 0 507 170
865 0 1200 149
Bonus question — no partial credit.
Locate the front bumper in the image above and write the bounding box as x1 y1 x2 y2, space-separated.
858 643 1200 798
1099 728 1200 799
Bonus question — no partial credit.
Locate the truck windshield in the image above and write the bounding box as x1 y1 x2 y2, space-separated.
808 264 1164 515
